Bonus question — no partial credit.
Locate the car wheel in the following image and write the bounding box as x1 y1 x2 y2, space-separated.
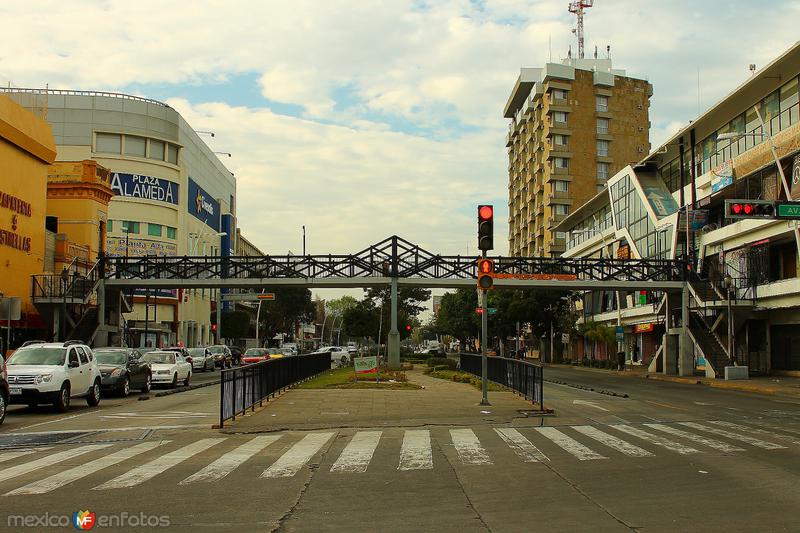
120 377 130 397
340 355 348 365
183 372 191 386
0 391 6 425
171 373 178 388
54 383 70 413
86 379 101 407
141 373 151 393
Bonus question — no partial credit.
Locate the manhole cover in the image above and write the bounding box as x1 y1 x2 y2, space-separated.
0 431 100 449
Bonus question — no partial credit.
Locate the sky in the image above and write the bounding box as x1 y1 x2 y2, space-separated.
1 0 798 310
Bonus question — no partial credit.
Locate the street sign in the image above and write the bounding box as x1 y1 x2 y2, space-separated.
354 356 378 381
475 308 497 315
776 202 800 219
257 293 276 300
221 293 276 302
561 333 570 344
615 326 624 343
0 298 21 321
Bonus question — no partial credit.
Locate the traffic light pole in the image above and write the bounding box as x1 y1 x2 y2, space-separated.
480 252 489 406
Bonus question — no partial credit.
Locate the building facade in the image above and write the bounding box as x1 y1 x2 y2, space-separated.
3 89 237 349
504 58 651 257
556 42 800 376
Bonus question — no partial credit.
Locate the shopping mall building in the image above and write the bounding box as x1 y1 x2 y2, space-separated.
2 88 237 349
555 42 800 376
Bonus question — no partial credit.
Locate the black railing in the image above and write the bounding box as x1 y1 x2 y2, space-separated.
459 353 544 409
31 258 103 301
219 353 330 427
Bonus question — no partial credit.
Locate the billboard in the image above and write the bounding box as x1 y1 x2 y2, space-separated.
188 178 220 231
110 173 179 205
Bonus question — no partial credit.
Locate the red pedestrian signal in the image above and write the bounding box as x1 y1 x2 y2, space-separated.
477 204 494 251
477 258 494 290
725 199 776 220
406 325 412 331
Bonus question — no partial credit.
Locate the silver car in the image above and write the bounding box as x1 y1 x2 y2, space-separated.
187 347 215 372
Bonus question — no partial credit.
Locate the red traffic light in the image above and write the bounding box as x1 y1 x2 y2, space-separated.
479 259 492 273
477 258 494 290
744 203 754 215
732 203 743 215
479 205 493 221
406 325 412 331
211 324 217 332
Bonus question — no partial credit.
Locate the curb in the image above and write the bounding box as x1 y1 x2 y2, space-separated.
153 379 221 397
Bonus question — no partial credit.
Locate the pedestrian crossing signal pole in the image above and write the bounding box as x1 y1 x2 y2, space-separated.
477 205 494 406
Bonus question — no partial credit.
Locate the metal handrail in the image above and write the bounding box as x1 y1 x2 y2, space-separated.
459 353 544 409
0 87 169 108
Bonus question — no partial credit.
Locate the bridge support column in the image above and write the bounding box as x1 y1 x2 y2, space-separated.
387 277 400 370
678 283 693 376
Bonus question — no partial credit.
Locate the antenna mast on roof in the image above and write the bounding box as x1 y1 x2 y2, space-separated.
568 1 594 60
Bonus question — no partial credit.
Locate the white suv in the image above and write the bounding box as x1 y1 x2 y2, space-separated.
7 341 102 412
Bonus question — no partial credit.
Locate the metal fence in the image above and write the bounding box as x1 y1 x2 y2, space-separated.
219 353 330 427
459 353 544 409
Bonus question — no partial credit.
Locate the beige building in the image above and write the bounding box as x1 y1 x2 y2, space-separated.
504 57 652 257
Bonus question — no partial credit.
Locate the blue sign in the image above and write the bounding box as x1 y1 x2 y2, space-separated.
615 326 624 343
110 173 179 205
187 177 220 231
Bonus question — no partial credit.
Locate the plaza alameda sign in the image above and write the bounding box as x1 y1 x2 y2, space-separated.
110 173 179 205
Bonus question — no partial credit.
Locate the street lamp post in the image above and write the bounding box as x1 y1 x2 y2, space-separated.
302 226 306 256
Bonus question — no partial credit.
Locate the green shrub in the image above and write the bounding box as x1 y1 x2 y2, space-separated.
582 357 591 366
427 357 456 369
423 367 433 375
433 365 450 372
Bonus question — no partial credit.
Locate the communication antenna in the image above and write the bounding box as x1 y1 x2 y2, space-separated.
568 1 594 60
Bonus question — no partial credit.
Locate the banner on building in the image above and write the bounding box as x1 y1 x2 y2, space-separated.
110 173 179 205
711 160 735 193
634 323 654 333
188 178 220 231
792 155 800 200
106 236 177 258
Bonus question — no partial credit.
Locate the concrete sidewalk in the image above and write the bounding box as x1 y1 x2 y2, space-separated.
548 362 800 397
225 369 542 432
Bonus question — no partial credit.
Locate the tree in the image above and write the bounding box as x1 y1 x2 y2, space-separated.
326 295 358 319
578 321 615 358
258 287 315 342
364 286 431 319
341 299 381 341
434 288 479 348
221 310 251 340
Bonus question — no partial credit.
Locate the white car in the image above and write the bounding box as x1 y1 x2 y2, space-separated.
280 343 299 356
143 351 192 388
187 347 215 372
315 346 350 365
7 341 102 412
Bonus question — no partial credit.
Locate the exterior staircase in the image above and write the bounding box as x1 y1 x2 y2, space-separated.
688 314 730 377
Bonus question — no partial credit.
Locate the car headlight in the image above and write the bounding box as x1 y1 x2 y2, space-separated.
111 368 122 377
35 374 53 384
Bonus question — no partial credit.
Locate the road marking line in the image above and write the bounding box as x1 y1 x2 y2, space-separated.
610 425 700 455
534 427 607 461
330 431 382 473
261 433 334 478
572 426 653 457
181 436 281 484
707 420 800 446
0 449 42 463
6 441 167 495
678 422 786 450
450 429 492 465
572 399 609 412
398 430 433 471
494 428 549 463
644 424 743 453
643 400 688 411
0 444 112 484
93 438 225 489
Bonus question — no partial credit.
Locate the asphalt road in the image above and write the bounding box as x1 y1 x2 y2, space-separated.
0 366 799 532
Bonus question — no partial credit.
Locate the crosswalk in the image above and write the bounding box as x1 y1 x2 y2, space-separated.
0 419 796 496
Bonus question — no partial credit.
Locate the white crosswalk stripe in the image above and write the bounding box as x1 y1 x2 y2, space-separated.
534 427 607 460
6 441 167 495
181 436 281 484
398 430 433 471
0 444 112 484
261 432 334 478
93 438 225 490
707 420 800 446
450 429 492 465
644 423 744 453
678 422 787 450
331 431 382 473
0 449 41 464
611 425 700 455
494 428 549 462
572 425 653 457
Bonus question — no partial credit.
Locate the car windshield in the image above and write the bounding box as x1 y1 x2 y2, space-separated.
188 348 206 356
268 348 281 355
207 346 226 354
9 347 66 366
94 351 128 365
245 349 265 356
142 352 175 364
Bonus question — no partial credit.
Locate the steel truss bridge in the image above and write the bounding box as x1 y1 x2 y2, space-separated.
104 236 687 291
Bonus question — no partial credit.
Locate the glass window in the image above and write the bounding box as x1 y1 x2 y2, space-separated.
597 140 609 157
148 224 162 237
166 227 177 239
554 157 569 169
125 135 146 157
149 139 165 160
167 144 179 165
780 77 799 127
553 111 568 124
554 231 567 240
68 349 79 366
553 180 569 192
553 134 568 146
551 89 567 101
596 95 609 112
553 204 569 216
597 117 609 134
598 162 610 180
96 133 121 154
76 347 89 365
121 221 139 234
107 220 113 232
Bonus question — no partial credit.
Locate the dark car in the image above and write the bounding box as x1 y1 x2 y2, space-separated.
229 346 243 366
207 345 232 368
0 352 8 424
93 348 151 396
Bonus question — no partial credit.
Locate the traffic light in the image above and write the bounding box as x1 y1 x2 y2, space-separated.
406 325 412 332
724 199 776 219
211 324 217 332
477 258 494 290
477 205 494 251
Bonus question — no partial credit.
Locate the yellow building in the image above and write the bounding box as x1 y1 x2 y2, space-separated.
0 94 56 342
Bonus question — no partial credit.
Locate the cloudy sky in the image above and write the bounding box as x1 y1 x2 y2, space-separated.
1 0 798 260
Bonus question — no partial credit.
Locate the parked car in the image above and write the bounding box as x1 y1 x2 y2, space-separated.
229 346 243 365
187 347 215 372
419 347 445 356
6 341 102 412
314 346 350 365
0 352 8 424
280 343 299 356
163 346 193 366
346 342 358 355
142 351 192 388
267 348 286 359
94 347 152 396
241 348 271 364
207 345 232 368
